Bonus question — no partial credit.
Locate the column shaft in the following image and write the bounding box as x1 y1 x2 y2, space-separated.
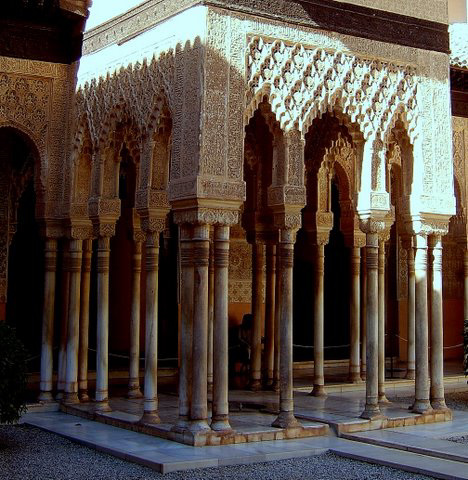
95 237 111 412
429 235 447 410
211 225 232 432
378 240 388 403
207 240 214 393
361 249 367 377
141 232 161 423
264 244 276 387
406 243 416 379
412 234 432 413
39 238 58 402
190 224 210 431
128 240 143 399
349 246 361 383
250 242 264 390
272 230 299 428
311 244 326 396
78 239 92 402
273 247 281 392
361 233 382 419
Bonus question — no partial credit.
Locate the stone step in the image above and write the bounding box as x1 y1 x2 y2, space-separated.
341 430 468 464
331 439 468 480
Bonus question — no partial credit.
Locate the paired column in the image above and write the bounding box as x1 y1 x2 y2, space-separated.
272 229 300 428
141 231 161 424
95 236 111 412
250 242 265 391
211 225 232 432
412 234 432 413
78 239 92 402
361 233 383 419
264 244 276 388
378 239 388 403
38 238 58 402
128 238 144 399
429 235 448 411
190 224 211 431
174 226 193 430
360 250 367 378
349 246 361 383
311 243 326 397
405 238 416 380
64 239 83 404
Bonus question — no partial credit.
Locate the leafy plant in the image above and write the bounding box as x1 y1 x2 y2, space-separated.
0 323 28 424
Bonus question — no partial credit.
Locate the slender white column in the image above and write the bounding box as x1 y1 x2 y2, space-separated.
361 233 383 419
190 224 211 431
406 239 416 380
272 229 300 428
56 242 70 400
272 247 281 392
141 231 161 424
412 234 432 414
429 235 448 411
378 239 388 403
361 249 367 378
174 226 193 431
95 236 111 412
211 225 232 432
78 239 92 402
311 243 326 397
465 248 468 374
207 240 214 394
64 239 83 404
39 238 58 402
349 246 361 383
128 239 143 399
265 244 276 387
250 242 265 391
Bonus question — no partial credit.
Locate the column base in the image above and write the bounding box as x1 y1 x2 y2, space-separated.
94 400 112 413
38 391 54 403
360 404 384 420
411 399 433 414
348 372 362 384
249 379 262 391
360 369 367 380
55 391 64 401
140 411 161 424
405 370 415 380
431 398 449 412
79 390 90 403
211 416 232 432
188 419 211 432
309 384 327 397
271 381 280 393
171 417 190 433
272 411 300 429
127 387 143 399
63 392 80 405
207 382 213 395
378 394 390 404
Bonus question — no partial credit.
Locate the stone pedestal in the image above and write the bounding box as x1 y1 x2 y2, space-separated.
39 238 58 402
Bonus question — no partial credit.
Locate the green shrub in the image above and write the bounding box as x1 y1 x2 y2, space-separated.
0 323 28 424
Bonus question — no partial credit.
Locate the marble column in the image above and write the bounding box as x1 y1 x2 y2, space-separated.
141 231 161 424
405 239 416 380
378 239 388 403
465 248 468 372
349 246 361 383
429 235 448 411
272 248 281 392
361 249 367 378
190 224 210 431
174 226 193 431
95 236 111 412
128 239 143 399
38 238 58 402
412 234 432 414
272 229 300 428
211 225 232 432
311 243 326 397
264 244 276 387
78 239 92 402
64 239 83 404
207 239 214 394
250 242 265 391
361 233 382 419
56 242 70 400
